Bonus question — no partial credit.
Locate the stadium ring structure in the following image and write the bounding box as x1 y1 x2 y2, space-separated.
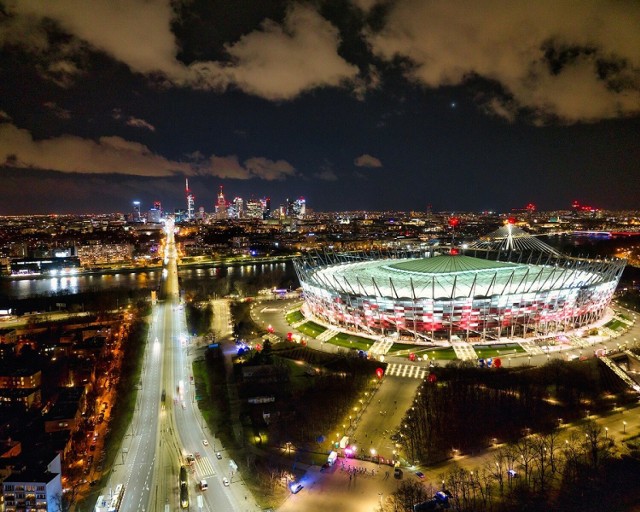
294 225 626 344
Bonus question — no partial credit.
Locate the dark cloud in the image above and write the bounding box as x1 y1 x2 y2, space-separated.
0 122 296 180
354 153 382 168
366 0 640 123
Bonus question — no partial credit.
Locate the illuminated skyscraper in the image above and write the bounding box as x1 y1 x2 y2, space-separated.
262 197 271 220
215 186 227 219
293 197 306 219
186 179 195 220
246 198 263 219
233 197 244 218
132 201 141 222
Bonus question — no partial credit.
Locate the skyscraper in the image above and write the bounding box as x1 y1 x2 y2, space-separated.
186 179 195 220
233 197 244 218
215 186 227 219
132 201 141 222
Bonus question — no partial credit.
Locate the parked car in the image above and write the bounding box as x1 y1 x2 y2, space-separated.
216 452 222 460
290 482 303 494
222 477 230 486
394 468 403 479
202 439 209 446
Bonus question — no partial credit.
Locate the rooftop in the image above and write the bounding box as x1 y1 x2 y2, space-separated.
387 255 519 275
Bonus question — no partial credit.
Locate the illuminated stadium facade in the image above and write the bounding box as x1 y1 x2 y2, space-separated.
294 226 626 343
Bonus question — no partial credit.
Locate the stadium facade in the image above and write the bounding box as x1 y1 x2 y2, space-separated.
294 226 626 343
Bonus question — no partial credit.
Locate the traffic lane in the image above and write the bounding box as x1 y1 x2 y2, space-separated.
172 354 238 510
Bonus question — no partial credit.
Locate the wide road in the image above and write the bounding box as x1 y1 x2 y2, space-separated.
97 220 258 512
97 299 164 511
150 220 258 512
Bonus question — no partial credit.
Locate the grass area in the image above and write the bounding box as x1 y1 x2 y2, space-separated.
474 344 526 359
605 319 626 331
389 343 424 354
296 321 327 338
285 309 305 324
326 331 375 351
192 351 232 445
425 347 458 360
275 356 317 393
618 312 632 322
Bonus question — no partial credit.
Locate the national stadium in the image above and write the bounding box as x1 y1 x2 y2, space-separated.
294 225 626 344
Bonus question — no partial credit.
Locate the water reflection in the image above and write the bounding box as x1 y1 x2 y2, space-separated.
1 261 299 301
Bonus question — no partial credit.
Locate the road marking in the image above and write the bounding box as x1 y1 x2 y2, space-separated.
386 363 428 379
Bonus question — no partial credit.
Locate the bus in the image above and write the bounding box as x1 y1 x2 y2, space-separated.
179 465 189 509
94 483 124 512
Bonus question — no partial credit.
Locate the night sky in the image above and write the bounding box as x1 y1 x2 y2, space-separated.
1 0 639 215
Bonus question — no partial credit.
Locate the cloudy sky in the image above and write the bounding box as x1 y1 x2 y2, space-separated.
0 0 639 214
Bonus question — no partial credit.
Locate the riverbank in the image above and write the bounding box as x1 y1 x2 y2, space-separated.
1 254 297 281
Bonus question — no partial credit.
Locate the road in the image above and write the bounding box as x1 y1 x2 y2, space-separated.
97 220 259 512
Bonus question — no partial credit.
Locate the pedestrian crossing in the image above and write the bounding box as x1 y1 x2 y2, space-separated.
195 457 216 478
369 338 394 356
264 333 280 343
450 341 478 360
385 363 428 379
517 340 545 355
317 328 339 341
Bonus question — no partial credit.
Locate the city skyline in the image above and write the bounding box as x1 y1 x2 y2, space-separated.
1 1 639 215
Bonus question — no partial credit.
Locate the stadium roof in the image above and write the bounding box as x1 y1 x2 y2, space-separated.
387 255 517 274
304 253 616 300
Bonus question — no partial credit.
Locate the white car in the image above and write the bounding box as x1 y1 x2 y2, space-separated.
222 477 230 486
202 439 209 446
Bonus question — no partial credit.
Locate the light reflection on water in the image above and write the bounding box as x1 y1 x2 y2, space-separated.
1 262 296 301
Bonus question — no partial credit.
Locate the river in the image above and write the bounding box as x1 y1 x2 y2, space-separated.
0 261 299 302
1 235 638 303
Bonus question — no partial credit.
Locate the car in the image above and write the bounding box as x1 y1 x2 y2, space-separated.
89 445 96 451
415 471 425 479
390 433 400 442
202 439 209 446
290 482 304 494
89 480 98 487
222 477 230 486
216 452 222 460
320 462 330 471
394 468 403 479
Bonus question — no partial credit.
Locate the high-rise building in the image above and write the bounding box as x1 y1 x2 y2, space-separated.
246 199 263 219
148 207 161 224
132 201 141 222
293 197 306 219
232 197 244 218
262 197 271 220
186 179 195 220
215 186 227 219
